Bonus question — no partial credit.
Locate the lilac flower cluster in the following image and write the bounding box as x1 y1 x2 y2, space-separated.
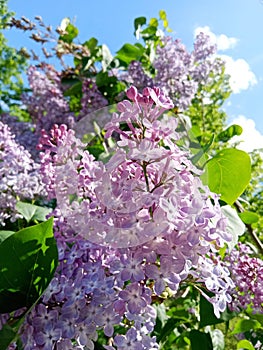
22 64 75 134
0 114 39 159
78 78 108 119
224 243 263 313
0 121 45 225
125 33 224 110
13 86 235 349
125 61 154 91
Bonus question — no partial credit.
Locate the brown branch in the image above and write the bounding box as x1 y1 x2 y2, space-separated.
234 200 263 255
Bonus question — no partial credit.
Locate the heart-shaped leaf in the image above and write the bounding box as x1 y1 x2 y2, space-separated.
205 148 251 205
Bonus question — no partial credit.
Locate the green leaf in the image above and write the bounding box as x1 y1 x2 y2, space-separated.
0 217 58 313
149 18 158 27
190 134 214 165
59 19 78 43
216 124 243 143
83 37 98 54
15 201 52 223
155 303 169 328
0 231 14 244
239 211 259 225
231 319 261 335
237 339 255 350
141 26 157 38
134 16 147 31
189 330 213 350
158 318 180 343
96 71 115 87
159 10 167 20
247 312 263 326
205 148 251 205
116 43 144 66
63 81 82 97
0 323 17 350
95 71 125 102
200 294 222 328
199 294 236 328
87 144 105 160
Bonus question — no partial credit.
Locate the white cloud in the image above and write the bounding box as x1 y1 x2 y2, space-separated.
194 26 238 51
220 55 257 93
229 115 263 152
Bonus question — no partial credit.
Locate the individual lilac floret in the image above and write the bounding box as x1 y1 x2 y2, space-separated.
35 323 62 349
119 283 151 314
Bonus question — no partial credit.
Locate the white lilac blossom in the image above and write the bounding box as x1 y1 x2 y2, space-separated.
0 121 45 226
10 85 236 350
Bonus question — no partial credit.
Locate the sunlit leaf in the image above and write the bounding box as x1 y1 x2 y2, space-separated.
15 201 52 223
237 339 255 350
159 10 167 20
205 148 251 204
239 211 259 225
0 231 14 244
149 18 158 27
231 319 261 335
216 124 243 143
59 19 78 43
116 43 144 66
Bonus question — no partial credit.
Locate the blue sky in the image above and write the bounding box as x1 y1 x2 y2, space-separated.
5 0 263 150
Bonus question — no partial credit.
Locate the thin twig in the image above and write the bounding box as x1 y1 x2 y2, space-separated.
234 200 263 255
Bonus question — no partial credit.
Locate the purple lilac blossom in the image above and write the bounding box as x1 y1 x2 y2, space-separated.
0 114 39 159
0 121 45 225
225 243 263 313
124 33 225 111
22 63 75 134
78 78 108 120
3 85 236 350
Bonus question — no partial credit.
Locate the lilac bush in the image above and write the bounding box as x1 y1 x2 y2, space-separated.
1 12 262 350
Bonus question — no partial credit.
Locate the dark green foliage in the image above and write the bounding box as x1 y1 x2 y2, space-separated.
0 217 58 313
